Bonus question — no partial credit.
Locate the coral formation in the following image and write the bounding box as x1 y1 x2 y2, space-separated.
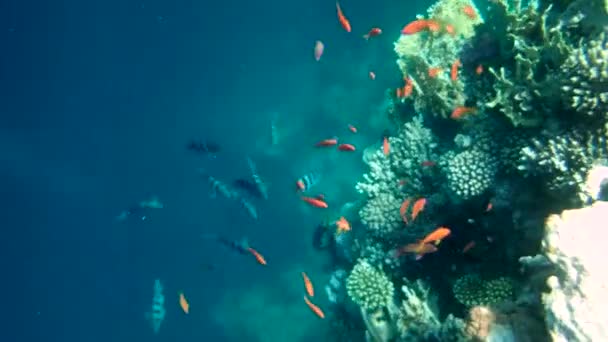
442 148 498 200
452 274 514 307
345 259 395 311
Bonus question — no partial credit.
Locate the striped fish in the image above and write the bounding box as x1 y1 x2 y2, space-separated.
296 171 321 192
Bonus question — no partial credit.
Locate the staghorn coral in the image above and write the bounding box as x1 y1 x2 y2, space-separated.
346 259 395 311
539 202 608 341
517 127 608 202
561 32 608 117
441 148 498 201
453 274 514 307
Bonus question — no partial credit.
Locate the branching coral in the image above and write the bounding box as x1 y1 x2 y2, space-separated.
346 259 395 311
452 274 514 307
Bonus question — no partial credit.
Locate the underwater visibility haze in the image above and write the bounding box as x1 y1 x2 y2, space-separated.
5 0 608 341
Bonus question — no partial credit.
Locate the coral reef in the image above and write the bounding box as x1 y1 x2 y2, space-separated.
441 148 498 200
346 259 395 311
452 274 514 307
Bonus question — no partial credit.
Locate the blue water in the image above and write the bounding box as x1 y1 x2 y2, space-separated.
2 0 432 340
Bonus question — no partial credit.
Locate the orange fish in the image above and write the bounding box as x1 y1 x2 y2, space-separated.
383 137 390 156
463 5 477 19
315 138 338 147
421 227 451 245
426 20 441 33
301 272 315 297
401 19 432 35
336 2 351 32
476 64 484 75
486 201 493 212
396 242 438 259
462 241 476 253
445 24 456 36
428 67 443 78
396 87 402 98
369 71 376 80
303 295 325 319
363 27 382 40
179 292 190 314
348 124 357 133
301 196 328 208
451 59 461 81
403 77 413 97
247 247 267 265
451 106 476 120
421 160 436 167
337 143 356 151
411 198 426 222
399 198 411 224
336 216 351 234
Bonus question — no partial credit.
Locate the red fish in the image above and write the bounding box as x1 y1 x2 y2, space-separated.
445 24 456 36
302 272 314 297
179 292 190 314
399 198 411 224
383 137 390 156
363 27 382 40
395 242 437 259
337 143 356 151
486 201 493 212
428 67 443 78
369 71 376 80
303 296 325 319
421 160 436 167
426 20 441 33
411 198 426 222
335 216 351 234
247 247 267 265
348 124 357 133
463 5 477 19
336 2 351 32
421 227 451 245
315 138 338 147
301 196 328 208
451 59 461 81
451 106 476 120
476 64 484 75
401 19 434 35
314 40 324 61
402 77 413 97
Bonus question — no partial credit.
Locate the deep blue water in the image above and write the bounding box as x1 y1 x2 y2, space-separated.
2 0 430 340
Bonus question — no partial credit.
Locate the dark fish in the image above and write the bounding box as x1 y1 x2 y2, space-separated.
233 178 264 199
187 139 221 154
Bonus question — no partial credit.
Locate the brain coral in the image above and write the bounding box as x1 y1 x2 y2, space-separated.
346 259 395 311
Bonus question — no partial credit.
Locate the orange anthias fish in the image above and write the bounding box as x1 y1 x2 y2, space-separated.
314 40 324 61
401 19 436 35
301 196 329 208
411 198 427 222
421 227 451 245
179 292 190 314
247 247 267 265
476 64 484 75
426 20 441 33
451 106 477 120
348 124 358 133
383 137 390 156
337 143 356 151
486 201 493 212
451 59 461 81
463 5 478 19
396 242 438 260
403 77 413 97
315 138 338 147
336 216 351 234
363 27 382 40
428 67 443 78
304 295 325 318
301 272 315 297
399 198 411 224
336 2 351 32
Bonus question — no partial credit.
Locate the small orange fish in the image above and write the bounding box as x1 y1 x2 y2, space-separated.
336 216 351 233
445 24 456 36
247 247 267 265
301 196 328 208
401 19 431 35
451 59 461 81
396 242 438 259
337 143 356 151
421 160 436 167
486 201 493 212
302 272 315 297
421 227 451 245
369 71 376 80
403 77 413 97
462 241 476 253
411 198 426 222
315 138 338 147
463 5 477 19
476 64 484 75
428 67 443 78
363 27 382 40
383 137 390 156
451 106 477 120
336 2 351 33
348 124 357 133
303 296 325 319
426 20 441 32
399 198 411 224
179 292 190 314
